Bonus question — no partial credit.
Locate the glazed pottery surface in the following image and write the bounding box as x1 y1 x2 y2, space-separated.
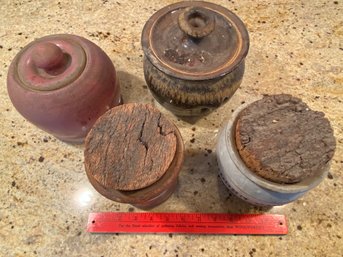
7 34 120 143
142 1 249 116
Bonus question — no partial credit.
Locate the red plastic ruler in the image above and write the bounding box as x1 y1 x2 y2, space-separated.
87 212 288 235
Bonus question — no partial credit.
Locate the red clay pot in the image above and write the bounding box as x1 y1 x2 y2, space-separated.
7 34 120 143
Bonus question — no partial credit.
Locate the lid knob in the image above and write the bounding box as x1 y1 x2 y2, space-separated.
31 42 65 70
178 7 215 38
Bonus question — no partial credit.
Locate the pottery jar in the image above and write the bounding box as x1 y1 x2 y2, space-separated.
84 103 184 209
7 34 121 143
141 1 249 116
216 96 336 206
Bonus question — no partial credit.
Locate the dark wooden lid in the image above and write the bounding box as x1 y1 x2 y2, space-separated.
235 94 336 184
84 103 177 191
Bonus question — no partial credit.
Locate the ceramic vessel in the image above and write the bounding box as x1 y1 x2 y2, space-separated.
142 1 249 116
7 34 121 143
86 126 184 209
84 104 185 209
216 104 329 206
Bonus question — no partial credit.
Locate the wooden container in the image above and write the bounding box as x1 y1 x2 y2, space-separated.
84 103 184 209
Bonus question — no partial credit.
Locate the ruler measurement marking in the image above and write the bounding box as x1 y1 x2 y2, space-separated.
87 213 287 235
90 213 280 220
91 221 282 227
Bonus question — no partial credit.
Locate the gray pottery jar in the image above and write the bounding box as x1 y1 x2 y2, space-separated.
216 104 329 206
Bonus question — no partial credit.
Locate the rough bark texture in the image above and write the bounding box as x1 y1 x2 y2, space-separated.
84 103 177 191
235 94 336 184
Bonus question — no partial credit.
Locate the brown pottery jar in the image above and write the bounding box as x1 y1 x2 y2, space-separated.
142 1 249 116
84 103 184 209
7 34 121 143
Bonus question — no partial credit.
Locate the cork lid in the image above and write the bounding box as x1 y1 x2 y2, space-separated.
235 94 336 184
141 1 249 80
12 34 86 91
84 104 178 191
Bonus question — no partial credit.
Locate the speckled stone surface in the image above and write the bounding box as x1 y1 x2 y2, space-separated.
0 0 342 257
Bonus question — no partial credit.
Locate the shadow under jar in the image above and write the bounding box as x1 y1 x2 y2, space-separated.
141 1 249 117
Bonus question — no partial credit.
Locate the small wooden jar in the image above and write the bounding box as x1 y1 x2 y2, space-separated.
216 94 336 206
84 103 184 209
7 34 120 143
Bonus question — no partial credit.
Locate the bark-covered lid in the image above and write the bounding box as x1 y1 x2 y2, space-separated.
235 94 336 184
141 1 249 81
84 104 177 191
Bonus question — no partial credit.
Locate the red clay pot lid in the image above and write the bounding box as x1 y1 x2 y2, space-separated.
13 34 86 91
141 1 249 81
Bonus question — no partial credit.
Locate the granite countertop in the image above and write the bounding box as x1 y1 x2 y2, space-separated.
0 0 342 256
